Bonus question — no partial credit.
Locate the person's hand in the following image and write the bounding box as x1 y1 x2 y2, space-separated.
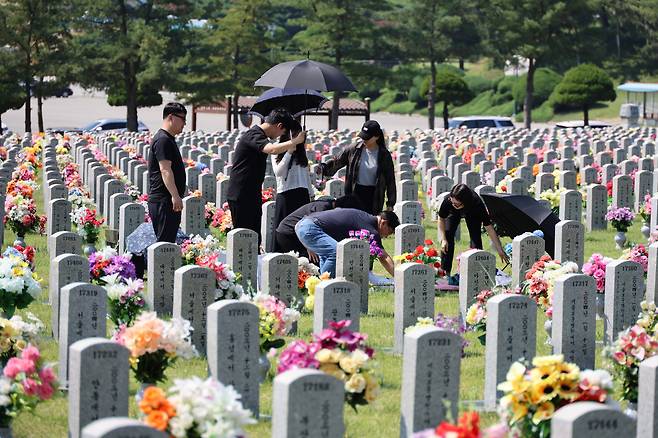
172 195 183 212
292 130 306 146
440 240 448 255
499 250 510 265
308 250 319 264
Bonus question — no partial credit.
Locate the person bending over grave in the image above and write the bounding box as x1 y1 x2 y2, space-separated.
295 208 399 277
271 119 314 231
148 102 188 243
275 194 363 257
227 108 306 247
438 183 509 284
318 120 396 214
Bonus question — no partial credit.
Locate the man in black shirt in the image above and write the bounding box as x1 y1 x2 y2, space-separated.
147 102 187 243
295 208 399 277
227 108 305 246
275 195 363 256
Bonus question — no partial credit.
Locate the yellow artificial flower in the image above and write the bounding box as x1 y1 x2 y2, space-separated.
350 349 369 368
345 373 366 393
315 348 334 363
554 361 580 381
465 304 479 325
532 354 564 368
364 373 380 402
554 375 580 400
304 276 321 296
501 394 529 423
530 379 558 404
498 362 529 394
529 365 557 383
532 402 555 424
339 356 359 374
330 349 345 363
319 363 346 381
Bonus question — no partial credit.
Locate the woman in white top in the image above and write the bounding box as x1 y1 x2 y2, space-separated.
271 121 314 243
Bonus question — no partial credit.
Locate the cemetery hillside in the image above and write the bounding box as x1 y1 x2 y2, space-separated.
3 1 658 438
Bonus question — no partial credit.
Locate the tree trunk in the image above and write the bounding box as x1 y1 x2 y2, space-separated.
428 59 436 130
125 60 138 132
524 58 536 130
0 113 3 135
24 74 31 134
583 106 589 126
459 58 465 70
37 77 44 132
330 91 341 130
443 101 449 129
37 93 44 133
232 90 239 129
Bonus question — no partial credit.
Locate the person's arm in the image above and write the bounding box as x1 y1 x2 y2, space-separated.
271 152 292 177
320 145 351 177
378 249 396 277
262 131 305 155
438 216 449 255
485 224 509 265
158 160 183 212
384 152 396 209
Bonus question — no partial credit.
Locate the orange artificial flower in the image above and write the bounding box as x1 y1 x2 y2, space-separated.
145 411 171 431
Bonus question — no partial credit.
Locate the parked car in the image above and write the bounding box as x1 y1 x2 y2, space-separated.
48 118 149 135
448 116 515 129
54 86 73 98
554 120 613 129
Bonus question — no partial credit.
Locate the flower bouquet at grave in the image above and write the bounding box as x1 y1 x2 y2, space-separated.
138 377 254 437
605 206 635 232
301 272 331 311
397 239 446 279
3 245 35 271
0 345 58 427
67 191 94 211
136 194 151 223
412 411 509 438
4 195 46 236
538 188 566 215
211 205 233 236
622 243 649 274
498 355 612 438
640 194 652 223
71 207 105 244
0 255 41 319
465 285 514 346
124 184 141 201
6 180 35 199
606 301 658 403
180 234 223 265
88 247 136 286
240 292 300 355
204 202 217 228
405 315 469 357
0 314 44 364
113 312 197 384
520 256 579 318
582 253 613 294
277 320 379 411
103 274 147 327
195 253 244 300
261 187 276 203
348 229 383 265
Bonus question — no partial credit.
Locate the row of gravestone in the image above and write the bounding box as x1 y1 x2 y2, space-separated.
61 295 658 438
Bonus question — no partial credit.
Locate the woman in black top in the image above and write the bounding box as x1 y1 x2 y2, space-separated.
438 184 509 276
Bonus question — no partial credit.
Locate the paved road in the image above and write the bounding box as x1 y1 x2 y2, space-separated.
2 86 594 134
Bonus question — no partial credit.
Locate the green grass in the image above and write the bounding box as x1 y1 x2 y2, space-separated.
8 179 643 437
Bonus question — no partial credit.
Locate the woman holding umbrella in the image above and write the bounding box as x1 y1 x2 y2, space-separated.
271 119 314 232
319 120 396 214
438 184 509 282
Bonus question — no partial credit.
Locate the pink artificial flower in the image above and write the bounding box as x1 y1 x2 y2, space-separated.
22 378 38 396
38 367 56 385
21 344 40 363
36 382 54 400
4 358 35 379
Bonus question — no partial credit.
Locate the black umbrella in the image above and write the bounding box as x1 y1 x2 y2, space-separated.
254 60 357 92
249 88 328 119
480 193 560 257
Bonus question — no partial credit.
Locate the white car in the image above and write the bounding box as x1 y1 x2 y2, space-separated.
448 116 515 129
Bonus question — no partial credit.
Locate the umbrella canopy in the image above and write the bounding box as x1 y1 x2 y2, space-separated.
254 60 357 92
249 88 328 119
126 222 188 254
480 193 560 257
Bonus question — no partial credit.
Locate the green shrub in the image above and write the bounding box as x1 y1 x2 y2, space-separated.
512 68 562 108
408 86 424 107
491 76 517 106
387 101 417 114
370 89 399 112
464 75 494 95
